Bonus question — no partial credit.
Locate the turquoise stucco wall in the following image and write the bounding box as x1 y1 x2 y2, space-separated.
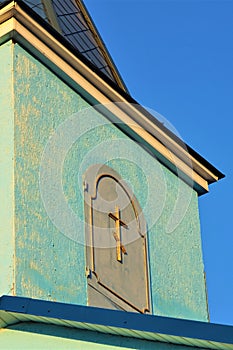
1 41 208 321
0 323 203 350
13 43 88 305
0 42 14 296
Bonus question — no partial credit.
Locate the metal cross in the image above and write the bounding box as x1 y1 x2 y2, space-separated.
109 206 128 262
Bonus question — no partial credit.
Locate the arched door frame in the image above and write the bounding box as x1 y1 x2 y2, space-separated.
83 164 151 313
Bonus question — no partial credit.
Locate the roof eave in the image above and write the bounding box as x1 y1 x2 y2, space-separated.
0 1 224 195
0 296 233 349
74 0 128 93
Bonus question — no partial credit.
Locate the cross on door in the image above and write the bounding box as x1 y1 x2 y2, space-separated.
109 206 128 262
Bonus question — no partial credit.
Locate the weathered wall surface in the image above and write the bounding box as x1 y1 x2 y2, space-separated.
1 323 202 350
0 41 208 320
13 43 87 305
0 42 14 296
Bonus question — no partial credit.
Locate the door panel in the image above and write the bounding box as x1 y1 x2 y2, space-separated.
84 165 150 313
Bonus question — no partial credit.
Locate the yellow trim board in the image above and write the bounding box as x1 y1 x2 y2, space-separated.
75 0 127 92
0 1 223 194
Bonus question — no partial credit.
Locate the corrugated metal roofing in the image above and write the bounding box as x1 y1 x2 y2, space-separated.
0 296 233 349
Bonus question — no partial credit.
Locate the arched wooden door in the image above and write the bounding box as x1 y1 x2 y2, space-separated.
84 164 151 313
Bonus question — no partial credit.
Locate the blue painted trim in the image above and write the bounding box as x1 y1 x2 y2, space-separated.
0 296 233 344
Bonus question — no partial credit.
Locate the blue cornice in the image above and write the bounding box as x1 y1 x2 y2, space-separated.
0 295 232 349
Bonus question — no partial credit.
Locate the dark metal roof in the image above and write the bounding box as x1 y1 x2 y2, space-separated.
0 0 127 91
0 0 225 188
0 296 233 349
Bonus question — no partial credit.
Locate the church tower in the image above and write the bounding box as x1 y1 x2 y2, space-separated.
0 0 224 328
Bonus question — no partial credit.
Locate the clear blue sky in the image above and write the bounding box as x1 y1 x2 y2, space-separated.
85 0 233 325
